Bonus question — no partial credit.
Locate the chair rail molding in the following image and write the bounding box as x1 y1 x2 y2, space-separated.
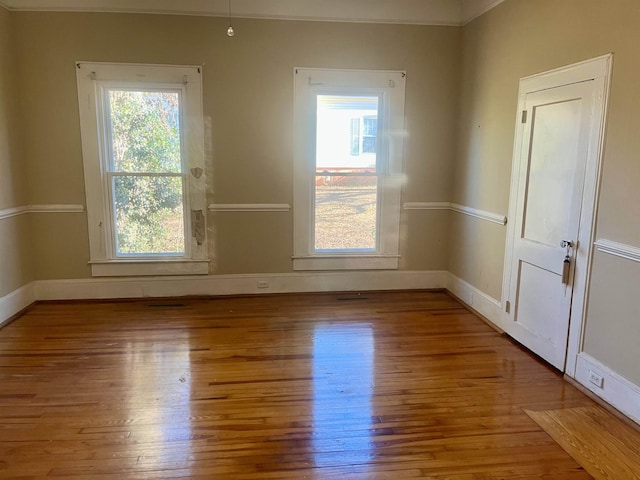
402 201 451 210
402 201 507 225
594 238 640 263
0 204 84 220
0 205 29 220
208 203 291 212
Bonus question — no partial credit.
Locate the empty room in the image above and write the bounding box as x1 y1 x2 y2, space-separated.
1 0 639 478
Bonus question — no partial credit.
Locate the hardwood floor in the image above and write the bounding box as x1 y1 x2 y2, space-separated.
526 406 640 479
0 291 598 479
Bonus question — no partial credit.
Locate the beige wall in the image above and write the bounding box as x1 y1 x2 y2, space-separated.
0 7 23 209
453 0 640 383
0 6 33 296
11 12 460 278
585 252 640 385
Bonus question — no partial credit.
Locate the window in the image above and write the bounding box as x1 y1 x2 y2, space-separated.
76 63 208 276
293 68 406 270
350 118 361 156
349 115 377 156
362 116 377 153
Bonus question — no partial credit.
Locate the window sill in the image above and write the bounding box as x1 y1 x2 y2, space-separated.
292 255 399 271
90 259 209 277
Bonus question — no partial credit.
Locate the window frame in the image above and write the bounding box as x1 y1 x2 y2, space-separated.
292 68 406 271
76 62 209 276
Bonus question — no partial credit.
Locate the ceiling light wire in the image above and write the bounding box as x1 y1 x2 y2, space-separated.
227 0 235 36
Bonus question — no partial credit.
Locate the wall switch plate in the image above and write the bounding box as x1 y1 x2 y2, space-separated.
588 370 604 389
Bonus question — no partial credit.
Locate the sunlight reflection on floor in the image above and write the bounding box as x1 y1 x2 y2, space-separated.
313 323 374 469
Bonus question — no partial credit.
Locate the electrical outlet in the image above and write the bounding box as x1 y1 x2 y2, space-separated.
588 370 604 389
257 281 269 289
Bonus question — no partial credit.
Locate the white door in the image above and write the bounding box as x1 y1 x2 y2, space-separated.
503 73 604 370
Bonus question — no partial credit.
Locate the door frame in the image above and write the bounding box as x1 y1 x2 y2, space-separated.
501 54 613 375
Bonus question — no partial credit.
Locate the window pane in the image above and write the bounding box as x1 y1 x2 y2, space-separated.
362 116 377 154
315 176 377 251
350 118 360 156
363 117 377 136
108 90 182 173
362 136 376 154
113 175 185 256
316 95 378 174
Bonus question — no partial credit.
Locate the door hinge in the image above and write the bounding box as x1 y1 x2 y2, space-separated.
521 110 528 123
505 300 511 313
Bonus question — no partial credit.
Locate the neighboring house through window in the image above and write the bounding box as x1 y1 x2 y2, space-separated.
76 63 208 276
350 115 378 156
293 68 406 270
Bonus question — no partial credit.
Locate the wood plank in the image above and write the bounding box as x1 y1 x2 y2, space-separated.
0 291 600 478
526 406 640 479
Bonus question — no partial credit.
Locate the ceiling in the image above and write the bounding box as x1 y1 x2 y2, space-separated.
0 0 504 26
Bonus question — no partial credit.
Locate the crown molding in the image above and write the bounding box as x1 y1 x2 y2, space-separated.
461 0 505 25
0 0 504 26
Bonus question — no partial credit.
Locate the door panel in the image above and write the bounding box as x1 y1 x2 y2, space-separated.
506 81 594 370
514 261 569 366
523 99 581 247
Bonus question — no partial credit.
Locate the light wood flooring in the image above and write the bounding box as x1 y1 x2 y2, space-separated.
527 406 640 479
0 290 607 478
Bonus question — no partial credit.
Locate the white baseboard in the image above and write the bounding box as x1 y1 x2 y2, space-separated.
573 353 640 425
34 270 449 301
446 273 503 330
3 270 446 324
0 282 36 327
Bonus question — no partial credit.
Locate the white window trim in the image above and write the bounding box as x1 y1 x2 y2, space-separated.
292 68 406 271
76 62 209 276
